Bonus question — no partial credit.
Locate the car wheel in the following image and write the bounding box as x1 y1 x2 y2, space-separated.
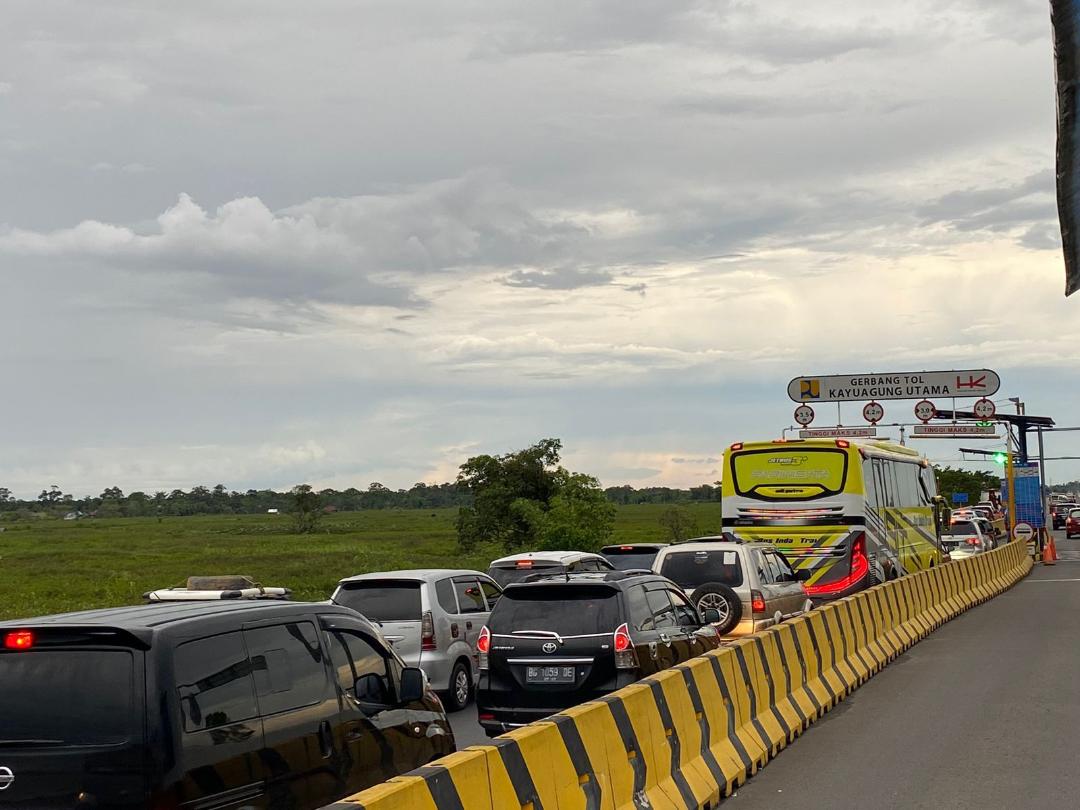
442 659 472 713
692 582 742 635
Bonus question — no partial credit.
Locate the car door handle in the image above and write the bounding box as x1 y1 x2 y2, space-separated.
659 633 671 645
318 720 334 759
466 621 473 630
450 622 459 638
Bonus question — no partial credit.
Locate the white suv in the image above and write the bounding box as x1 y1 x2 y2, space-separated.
651 539 811 636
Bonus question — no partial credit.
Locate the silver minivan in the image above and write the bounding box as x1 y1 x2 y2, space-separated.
330 569 502 711
651 540 811 636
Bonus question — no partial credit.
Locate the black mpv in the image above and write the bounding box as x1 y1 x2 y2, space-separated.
0 601 454 809
475 570 721 736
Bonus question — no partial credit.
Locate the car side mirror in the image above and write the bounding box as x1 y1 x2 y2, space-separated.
701 607 721 624
354 672 389 707
794 569 811 582
398 666 425 704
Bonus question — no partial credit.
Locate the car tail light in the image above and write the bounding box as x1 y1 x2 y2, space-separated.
3 630 34 650
966 537 980 546
478 713 495 722
476 625 490 670
515 560 533 568
750 591 766 614
805 532 870 597
421 611 436 651
613 623 637 669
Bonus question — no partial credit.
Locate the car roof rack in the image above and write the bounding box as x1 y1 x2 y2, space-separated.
601 569 655 581
143 575 292 602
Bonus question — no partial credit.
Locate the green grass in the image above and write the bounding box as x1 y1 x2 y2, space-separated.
0 504 721 621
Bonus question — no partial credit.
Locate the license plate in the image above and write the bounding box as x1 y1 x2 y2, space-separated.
526 666 576 683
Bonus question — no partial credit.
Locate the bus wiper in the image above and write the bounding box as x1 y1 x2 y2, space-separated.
0 739 65 747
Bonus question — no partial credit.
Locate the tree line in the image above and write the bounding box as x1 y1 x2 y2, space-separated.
0 476 717 522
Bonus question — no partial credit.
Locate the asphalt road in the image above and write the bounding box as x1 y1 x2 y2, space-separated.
448 701 487 748
729 529 1080 810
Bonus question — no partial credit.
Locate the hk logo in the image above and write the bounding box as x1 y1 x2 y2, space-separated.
800 379 821 400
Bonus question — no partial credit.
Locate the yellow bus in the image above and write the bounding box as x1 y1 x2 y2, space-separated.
721 438 945 600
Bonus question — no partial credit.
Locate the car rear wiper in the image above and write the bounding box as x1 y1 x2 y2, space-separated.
0 739 66 747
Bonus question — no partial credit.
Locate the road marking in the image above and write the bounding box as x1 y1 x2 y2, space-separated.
1021 578 1080 583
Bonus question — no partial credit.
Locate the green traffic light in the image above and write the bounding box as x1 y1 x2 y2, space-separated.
992 452 1007 464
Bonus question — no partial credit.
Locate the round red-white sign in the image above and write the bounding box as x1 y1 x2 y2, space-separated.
794 404 815 426
862 401 885 425
914 400 936 423
973 398 996 420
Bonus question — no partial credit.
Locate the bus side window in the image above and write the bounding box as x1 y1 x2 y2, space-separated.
864 459 879 510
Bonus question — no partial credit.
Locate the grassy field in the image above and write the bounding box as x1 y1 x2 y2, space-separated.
0 503 721 621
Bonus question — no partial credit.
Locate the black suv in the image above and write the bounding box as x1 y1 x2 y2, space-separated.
475 571 721 736
0 601 454 809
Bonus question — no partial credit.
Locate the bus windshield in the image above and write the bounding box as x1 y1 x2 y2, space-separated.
730 447 849 500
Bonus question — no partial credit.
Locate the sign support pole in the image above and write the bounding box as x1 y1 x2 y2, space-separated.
1006 429 1017 541
1038 427 1049 556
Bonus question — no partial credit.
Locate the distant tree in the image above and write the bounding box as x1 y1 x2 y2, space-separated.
100 486 124 500
934 466 1001 506
456 439 614 552
659 506 699 542
0 487 12 503
38 485 64 504
290 484 323 533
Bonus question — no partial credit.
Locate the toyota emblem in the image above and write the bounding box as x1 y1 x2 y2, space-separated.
542 642 557 654
0 766 13 791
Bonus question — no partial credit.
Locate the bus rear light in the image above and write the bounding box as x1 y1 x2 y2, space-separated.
730 443 743 451
4 630 34 650
750 591 766 614
835 440 850 449
805 533 870 597
421 611 437 651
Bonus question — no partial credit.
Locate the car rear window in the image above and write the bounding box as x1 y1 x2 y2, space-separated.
659 550 744 590
489 585 620 636
0 649 136 745
945 522 977 536
334 582 422 622
601 547 660 571
488 563 561 588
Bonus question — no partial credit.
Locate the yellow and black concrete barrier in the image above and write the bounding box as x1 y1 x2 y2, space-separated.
325 541 1031 809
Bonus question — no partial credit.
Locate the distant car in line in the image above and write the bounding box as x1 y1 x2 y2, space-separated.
330 569 502 712
1066 508 1080 539
941 519 990 558
486 550 615 589
651 539 811 635
0 601 453 810
599 542 669 571
475 569 722 736
1052 502 1078 529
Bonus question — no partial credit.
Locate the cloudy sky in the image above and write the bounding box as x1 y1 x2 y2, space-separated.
2 0 1078 498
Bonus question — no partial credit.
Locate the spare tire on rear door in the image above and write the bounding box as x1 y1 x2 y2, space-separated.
691 582 742 635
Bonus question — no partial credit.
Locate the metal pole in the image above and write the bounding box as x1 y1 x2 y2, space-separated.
1038 427 1049 556
1006 429 1017 540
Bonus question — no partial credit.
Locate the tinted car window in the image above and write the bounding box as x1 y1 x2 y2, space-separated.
602 548 661 571
176 632 258 732
668 589 700 628
644 587 677 629
436 578 458 613
753 550 775 584
489 585 620 635
245 622 327 715
479 578 501 608
334 582 422 621
454 577 487 614
771 552 797 582
0 650 135 745
327 630 390 699
660 550 744 589
945 521 978 536
625 584 654 631
488 563 562 588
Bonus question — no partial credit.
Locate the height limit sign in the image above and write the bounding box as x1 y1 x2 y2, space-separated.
862 401 884 425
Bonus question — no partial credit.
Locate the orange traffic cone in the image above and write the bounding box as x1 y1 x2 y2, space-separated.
1044 532 1058 565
